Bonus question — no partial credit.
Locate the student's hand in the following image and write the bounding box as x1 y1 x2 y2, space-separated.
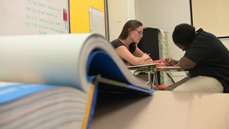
136 53 152 65
143 53 151 60
165 58 179 66
144 58 154 64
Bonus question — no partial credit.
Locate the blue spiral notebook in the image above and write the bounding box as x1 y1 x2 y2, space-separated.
0 34 154 129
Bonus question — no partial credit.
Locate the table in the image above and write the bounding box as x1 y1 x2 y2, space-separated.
128 63 159 90
91 91 229 129
156 66 187 84
128 64 186 90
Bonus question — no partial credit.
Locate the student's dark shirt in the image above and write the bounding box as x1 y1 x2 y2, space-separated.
184 28 229 93
111 39 136 63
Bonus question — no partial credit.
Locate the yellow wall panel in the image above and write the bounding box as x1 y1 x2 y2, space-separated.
89 0 105 12
69 0 105 33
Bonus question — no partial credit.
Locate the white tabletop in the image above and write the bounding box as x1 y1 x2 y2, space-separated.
127 63 159 69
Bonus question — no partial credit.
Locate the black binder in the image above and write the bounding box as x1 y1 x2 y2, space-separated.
137 27 161 84
138 27 160 60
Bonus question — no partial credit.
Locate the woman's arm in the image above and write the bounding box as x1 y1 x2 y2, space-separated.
133 47 145 57
115 46 150 65
134 47 154 64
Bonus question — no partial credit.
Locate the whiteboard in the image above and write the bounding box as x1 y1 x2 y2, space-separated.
0 0 69 36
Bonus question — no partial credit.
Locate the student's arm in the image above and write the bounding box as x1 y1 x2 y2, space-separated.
115 46 150 66
134 47 154 64
133 47 145 57
166 57 196 69
179 56 196 69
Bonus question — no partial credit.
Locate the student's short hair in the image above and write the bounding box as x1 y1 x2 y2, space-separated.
172 23 196 45
119 20 143 40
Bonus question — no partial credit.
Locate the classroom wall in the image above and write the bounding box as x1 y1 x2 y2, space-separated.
135 0 191 60
107 0 135 41
69 0 104 33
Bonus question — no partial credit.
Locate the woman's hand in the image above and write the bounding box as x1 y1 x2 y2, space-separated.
142 53 154 64
142 53 151 60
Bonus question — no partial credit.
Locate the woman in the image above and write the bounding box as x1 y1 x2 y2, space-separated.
111 20 153 66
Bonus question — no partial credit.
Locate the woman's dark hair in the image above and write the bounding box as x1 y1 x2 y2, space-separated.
119 20 143 40
172 23 196 45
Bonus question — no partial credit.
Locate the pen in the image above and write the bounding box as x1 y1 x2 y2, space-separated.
168 51 173 61
145 53 151 61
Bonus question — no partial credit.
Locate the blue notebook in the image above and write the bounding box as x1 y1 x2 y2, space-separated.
0 34 154 129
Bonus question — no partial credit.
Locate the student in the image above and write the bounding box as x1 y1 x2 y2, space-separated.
111 20 153 66
166 23 229 93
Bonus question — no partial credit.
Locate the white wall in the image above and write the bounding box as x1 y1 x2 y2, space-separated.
135 0 191 60
107 0 136 42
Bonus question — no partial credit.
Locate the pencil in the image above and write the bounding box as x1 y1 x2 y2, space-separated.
168 51 173 61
